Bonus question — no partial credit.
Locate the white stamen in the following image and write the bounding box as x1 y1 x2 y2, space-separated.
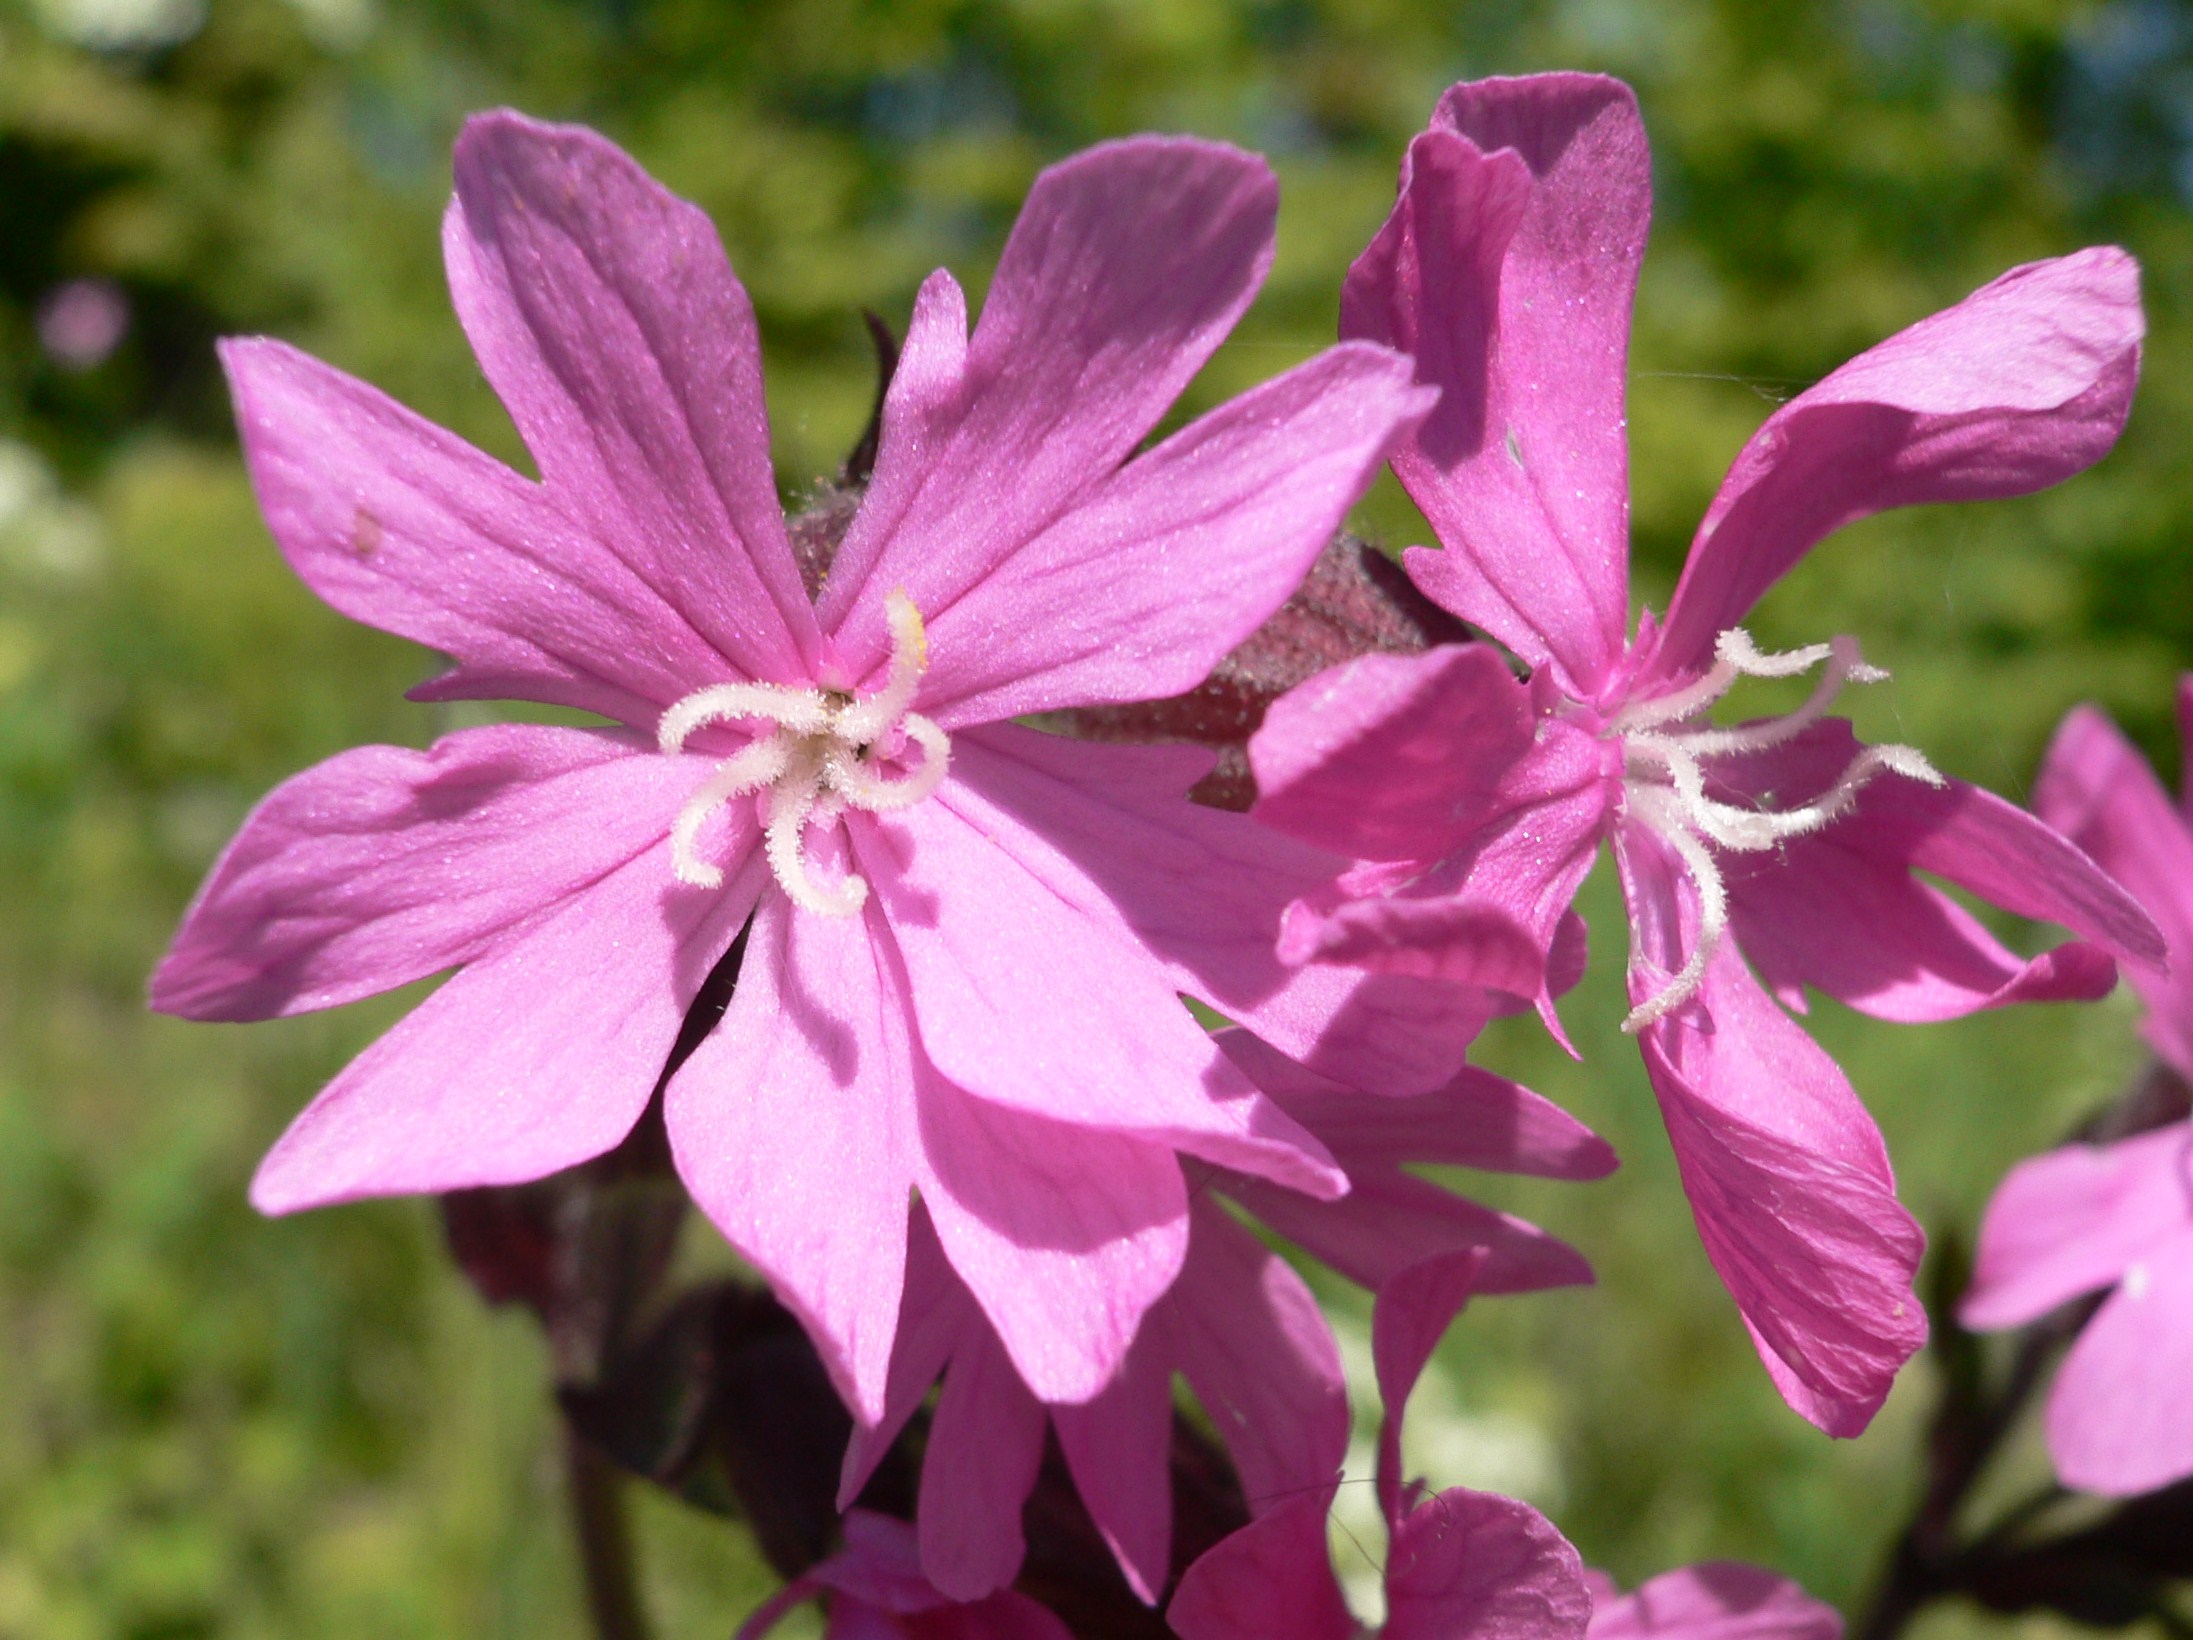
659 589 950 916
1618 626 1943 1032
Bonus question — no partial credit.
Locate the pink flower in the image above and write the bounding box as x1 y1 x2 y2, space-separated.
1167 1249 1591 1640
1960 690 2193 1496
1249 73 2162 1436
736 1510 1072 1640
841 1028 1615 1603
150 111 1471 1425
1585 1565 1842 1640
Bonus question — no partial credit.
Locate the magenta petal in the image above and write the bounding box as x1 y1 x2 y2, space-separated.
1054 1326 1176 1603
910 1072 1190 1407
1348 76 1647 692
1654 247 2143 678
251 842 754 1213
154 727 693 1020
1152 1199 1352 1511
840 1208 978 1509
2045 1230 2193 1496
871 793 1346 1195
444 111 820 683
1620 830 1926 1436
1278 894 1547 1000
1384 1487 1591 1640
912 342 1432 726
919 1323 1049 1600
819 137 1278 654
1373 1251 1490 1525
947 725 1486 1098
665 892 916 1425
2035 703 2193 1074
1167 1492 1354 1640
1587 1564 1843 1640
1217 1028 1618 1182
219 338 733 725
1960 1123 2192 1329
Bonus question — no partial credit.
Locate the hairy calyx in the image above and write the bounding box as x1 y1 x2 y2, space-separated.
660 591 949 916
1613 627 1942 1031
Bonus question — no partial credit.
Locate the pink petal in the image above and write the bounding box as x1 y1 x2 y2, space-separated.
2035 703 2193 1074
219 337 732 725
154 727 696 1020
2044 1231 2193 1496
251 839 756 1213
817 138 1277 654
919 1322 1049 1600
1652 248 2143 679
910 342 1432 726
1347 76 1647 694
1384 1487 1592 1640
1151 1198 1352 1512
867 788 1347 1194
802 1514 1077 1640
1216 1028 1619 1182
1960 1122 2192 1329
1373 1251 1492 1525
948 725 1487 1096
1277 894 1548 1001
1620 828 1927 1436
1054 1323 1176 1603
1587 1563 1842 1640
444 111 820 685
665 889 916 1425
909 1068 1190 1406
840 1207 979 1509
1167 1492 1355 1640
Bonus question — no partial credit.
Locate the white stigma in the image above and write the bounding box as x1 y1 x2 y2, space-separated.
1614 627 1944 1032
658 590 949 917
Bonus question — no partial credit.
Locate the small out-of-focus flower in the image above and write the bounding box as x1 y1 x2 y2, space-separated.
153 111 1469 1429
737 1510 1072 1640
1962 690 2193 1497
1249 71 2161 1436
1584 1564 1842 1640
840 1027 1614 1604
36 278 129 371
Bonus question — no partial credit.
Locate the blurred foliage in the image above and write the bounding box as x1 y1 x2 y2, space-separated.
1 0 2191 1634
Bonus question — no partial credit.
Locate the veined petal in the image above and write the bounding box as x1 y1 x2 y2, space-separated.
819 137 1278 660
1960 1123 2192 1329
665 888 916 1425
1384 1488 1591 1640
1349 75 1647 693
1054 1327 1176 1604
220 338 732 725
911 343 1431 726
154 726 697 1019
1619 827 1926 1436
867 778 1345 1193
2035 702 2193 1074
251 838 757 1213
1653 248 2143 680
918 1321 1049 1600
2044 1233 2193 1496
1166 1492 1355 1640
444 111 821 685
1586 1564 1842 1640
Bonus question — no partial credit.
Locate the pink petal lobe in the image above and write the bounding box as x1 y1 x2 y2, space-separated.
1654 248 2143 678
155 727 694 1020
1054 1324 1176 1603
2035 702 2193 1073
1383 1487 1592 1640
1166 1492 1354 1640
444 111 820 683
909 1067 1191 1407
219 338 730 725
913 342 1433 726
840 1208 978 1509
820 137 1278 654
251 839 756 1213
2044 1231 2193 1496
1960 1123 2192 1329
1372 1250 1491 1522
869 788 1346 1194
1587 1563 1843 1640
665 890 916 1425
948 725 1487 1096
1349 74 1647 692
1620 829 1926 1436
1277 894 1548 1000
919 1322 1049 1599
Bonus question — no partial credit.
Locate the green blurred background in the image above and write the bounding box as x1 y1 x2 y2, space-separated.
1 0 2189 1634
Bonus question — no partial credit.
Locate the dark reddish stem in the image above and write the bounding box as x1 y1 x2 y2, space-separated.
567 1420 652 1640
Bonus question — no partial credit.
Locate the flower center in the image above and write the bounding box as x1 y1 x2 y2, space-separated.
1610 626 1943 1032
657 590 950 917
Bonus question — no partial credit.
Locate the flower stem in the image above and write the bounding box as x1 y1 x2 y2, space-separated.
566 1420 651 1640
